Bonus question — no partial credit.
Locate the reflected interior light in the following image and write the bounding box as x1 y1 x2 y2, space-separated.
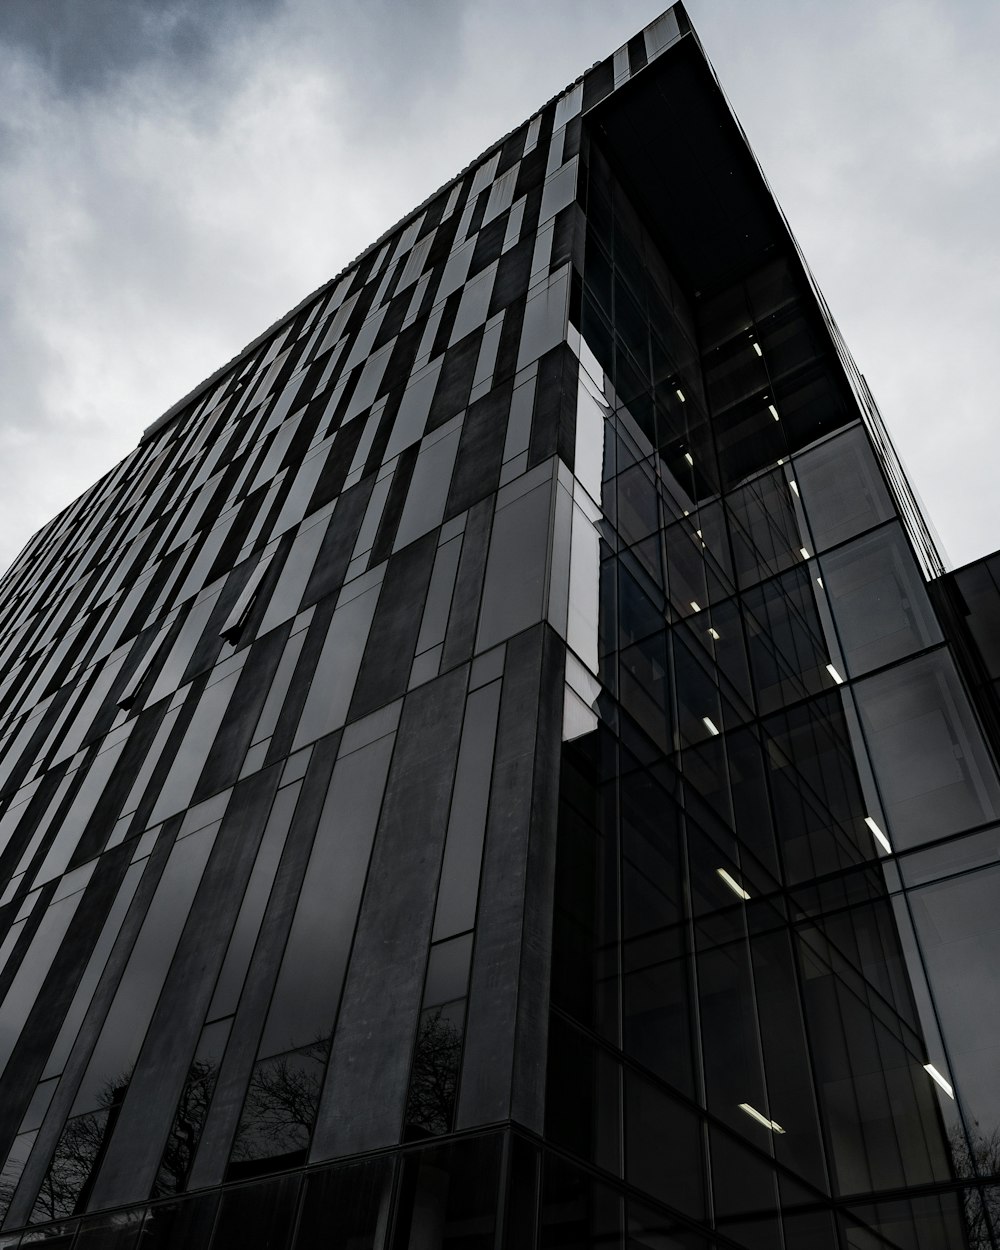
789 480 800 497
865 816 892 854
708 627 720 640
924 1064 954 1099
684 451 694 466
717 868 751 899
676 388 686 402
816 576 824 589
799 547 810 559
768 403 780 421
826 663 845 685
777 457 785 465
739 1103 785 1133
702 716 720 737
752 341 763 356
690 600 701 612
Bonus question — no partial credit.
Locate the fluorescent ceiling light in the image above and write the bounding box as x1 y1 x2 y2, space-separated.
826 663 845 685
789 480 799 497
739 1103 785 1133
717 867 750 899
752 341 763 356
690 600 701 612
708 627 720 640
924 1064 954 1099
865 816 892 854
703 716 720 737
768 403 780 421
816 577 824 589
676 388 686 402
799 547 810 559
684 451 694 466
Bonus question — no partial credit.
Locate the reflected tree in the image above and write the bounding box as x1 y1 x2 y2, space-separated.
405 1007 464 1138
950 1125 1000 1250
31 1076 129 1222
230 1035 331 1171
153 1057 220 1196
7 1009 464 1220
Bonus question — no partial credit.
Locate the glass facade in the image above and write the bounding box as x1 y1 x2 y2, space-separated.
0 5 998 1247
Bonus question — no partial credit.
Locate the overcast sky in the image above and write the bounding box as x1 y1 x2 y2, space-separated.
0 0 996 576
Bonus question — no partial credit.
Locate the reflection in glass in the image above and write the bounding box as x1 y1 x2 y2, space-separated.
228 1037 331 1179
856 651 1000 847
821 524 941 675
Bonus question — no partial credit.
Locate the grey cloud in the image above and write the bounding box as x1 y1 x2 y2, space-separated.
0 0 284 95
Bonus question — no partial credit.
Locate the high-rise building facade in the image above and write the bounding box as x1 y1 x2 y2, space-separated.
0 6 998 1247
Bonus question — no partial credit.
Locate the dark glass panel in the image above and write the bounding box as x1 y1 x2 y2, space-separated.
422 935 472 1009
618 633 669 753
910 865 1000 1140
709 1126 781 1250
797 919 951 1196
725 728 779 877
539 1152 623 1249
73 1208 144 1250
697 939 768 1139
545 1014 621 1176
390 1134 501 1250
477 478 551 651
432 681 502 943
551 730 619 1041
793 425 893 554
257 733 394 1058
212 1174 300 1250
294 1156 394 1250
0 883 87 1072
0 1130 37 1224
153 1018 231 1197
623 1071 703 1219
620 758 692 1095
207 780 301 1022
16 1225 76 1248
617 560 665 650
671 631 722 748
627 1198 712 1249
227 1041 328 1180
842 1192 974 1250
780 1207 840 1250
404 1000 465 1140
899 825 1000 887
727 471 803 591
821 525 941 676
750 928 829 1192
743 566 830 715
502 1135 540 1250
763 695 868 882
855 651 1000 848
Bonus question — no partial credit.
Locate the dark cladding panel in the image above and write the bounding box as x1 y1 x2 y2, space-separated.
348 531 439 720
458 625 564 1131
183 734 341 1191
86 766 283 1208
311 665 468 1158
0 844 132 1165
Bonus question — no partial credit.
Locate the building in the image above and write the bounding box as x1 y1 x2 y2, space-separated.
0 5 997 1247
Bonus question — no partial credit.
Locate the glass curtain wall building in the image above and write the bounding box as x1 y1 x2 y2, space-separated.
0 6 998 1248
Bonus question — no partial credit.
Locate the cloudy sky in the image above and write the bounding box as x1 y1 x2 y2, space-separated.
0 0 996 575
